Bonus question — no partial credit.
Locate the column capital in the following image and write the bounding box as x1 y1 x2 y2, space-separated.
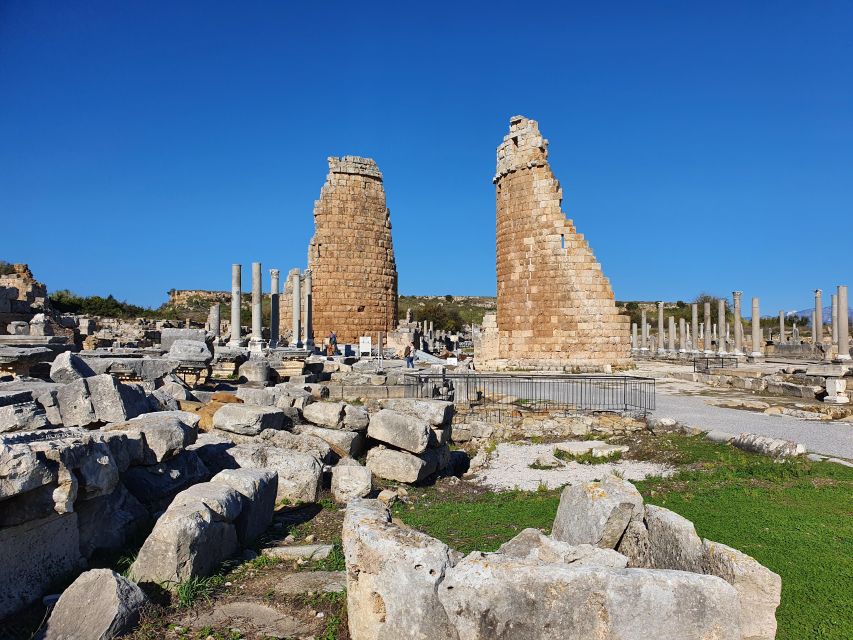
270 268 280 278
732 291 743 300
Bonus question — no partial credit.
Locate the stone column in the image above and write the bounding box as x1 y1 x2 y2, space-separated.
778 311 785 344
703 302 712 353
631 323 638 351
292 271 302 348
678 317 687 352
732 291 743 355
838 285 850 361
210 303 221 338
668 316 676 352
717 299 727 354
815 289 823 345
249 262 263 350
228 264 242 347
304 269 314 350
751 297 762 358
832 293 839 349
691 303 699 352
269 269 280 347
640 310 648 352
657 301 665 354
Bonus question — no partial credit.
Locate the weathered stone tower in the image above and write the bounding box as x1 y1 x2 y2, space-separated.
307 156 398 345
487 115 631 371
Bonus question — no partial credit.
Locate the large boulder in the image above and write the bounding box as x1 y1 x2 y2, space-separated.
41 569 146 640
168 339 213 364
332 463 372 503
55 375 147 427
382 398 454 426
160 327 207 351
551 476 644 548
76 484 149 558
211 468 277 545
49 351 95 384
367 409 430 454
105 411 197 464
213 404 286 436
259 429 332 464
301 401 345 428
343 404 370 430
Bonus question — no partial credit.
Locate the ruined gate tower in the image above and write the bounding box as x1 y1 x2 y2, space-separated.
306 156 398 345
487 115 631 371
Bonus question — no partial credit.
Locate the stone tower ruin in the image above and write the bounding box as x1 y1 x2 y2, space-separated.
485 115 631 371
307 156 398 345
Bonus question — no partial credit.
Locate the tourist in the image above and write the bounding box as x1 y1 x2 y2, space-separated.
404 342 414 368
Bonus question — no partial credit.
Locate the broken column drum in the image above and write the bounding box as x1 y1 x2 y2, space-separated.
308 156 398 344
492 116 631 370
229 264 242 347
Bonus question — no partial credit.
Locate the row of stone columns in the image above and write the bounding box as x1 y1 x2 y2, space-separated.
223 263 313 351
778 285 850 361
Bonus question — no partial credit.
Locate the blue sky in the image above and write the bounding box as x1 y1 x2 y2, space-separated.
1 1 851 315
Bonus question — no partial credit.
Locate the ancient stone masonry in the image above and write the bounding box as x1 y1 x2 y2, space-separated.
307 156 398 345
486 116 631 371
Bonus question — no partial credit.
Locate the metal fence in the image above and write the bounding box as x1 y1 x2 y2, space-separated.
403 372 655 422
693 356 739 373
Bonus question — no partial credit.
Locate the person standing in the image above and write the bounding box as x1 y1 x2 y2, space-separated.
404 342 415 368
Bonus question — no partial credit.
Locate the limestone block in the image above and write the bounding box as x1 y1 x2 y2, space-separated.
301 401 345 428
382 398 454 426
644 504 704 573
0 513 84 619
259 428 332 464
76 483 148 557
213 404 286 436
49 351 95 384
496 528 627 568
122 450 210 505
367 409 430 454
343 403 370 430
551 477 644 548
168 339 212 364
211 468 277 545
42 569 146 640
331 463 372 503
226 443 322 503
106 411 197 464
295 424 365 458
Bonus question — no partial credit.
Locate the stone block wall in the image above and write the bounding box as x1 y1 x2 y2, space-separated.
483 116 631 372
307 157 398 345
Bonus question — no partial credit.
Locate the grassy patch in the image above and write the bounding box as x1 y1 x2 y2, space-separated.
395 434 853 639
174 575 223 609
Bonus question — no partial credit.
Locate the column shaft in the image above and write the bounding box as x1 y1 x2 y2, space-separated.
229 264 242 346
251 262 262 343
270 269 280 347
304 270 314 349
292 271 302 348
691 303 699 352
733 291 743 354
657 301 665 353
751 297 762 357
717 299 727 354
703 302 712 353
838 285 850 360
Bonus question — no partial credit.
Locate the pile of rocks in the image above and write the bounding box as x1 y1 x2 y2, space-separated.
342 476 781 640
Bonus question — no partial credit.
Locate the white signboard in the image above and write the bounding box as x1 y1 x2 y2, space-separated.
358 336 372 357
447 357 458 366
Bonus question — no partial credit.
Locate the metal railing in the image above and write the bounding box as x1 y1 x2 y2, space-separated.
403 372 655 421
693 356 739 373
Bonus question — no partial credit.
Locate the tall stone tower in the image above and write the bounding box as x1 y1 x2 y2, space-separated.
488 115 631 371
307 156 398 345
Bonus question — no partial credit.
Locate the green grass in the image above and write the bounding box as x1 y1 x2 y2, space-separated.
395 435 853 639
553 448 622 464
174 575 223 609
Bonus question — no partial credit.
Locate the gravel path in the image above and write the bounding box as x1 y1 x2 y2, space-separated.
470 442 673 491
654 391 853 459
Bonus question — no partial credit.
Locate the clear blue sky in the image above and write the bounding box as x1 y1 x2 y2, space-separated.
2 1 851 316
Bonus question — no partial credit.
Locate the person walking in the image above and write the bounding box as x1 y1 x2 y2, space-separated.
404 342 415 368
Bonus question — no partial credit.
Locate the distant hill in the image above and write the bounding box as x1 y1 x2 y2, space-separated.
790 306 853 322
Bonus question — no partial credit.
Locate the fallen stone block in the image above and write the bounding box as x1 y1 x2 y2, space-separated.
382 398 454 426
76 483 148 558
367 409 430 454
365 445 450 484
275 571 346 595
702 539 782 640
49 351 96 384
732 433 805 459
295 424 365 458
106 411 198 464
211 468 277 545
644 504 704 573
0 513 84 619
261 544 333 560
704 429 736 444
0 399 48 433
343 403 370 430
551 476 644 548
332 463 372 503
213 403 286 436
41 569 146 640
122 450 210 506
168 339 212 364
160 327 207 351
301 401 345 428
227 443 322 503
259 429 332 464
496 528 627 568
